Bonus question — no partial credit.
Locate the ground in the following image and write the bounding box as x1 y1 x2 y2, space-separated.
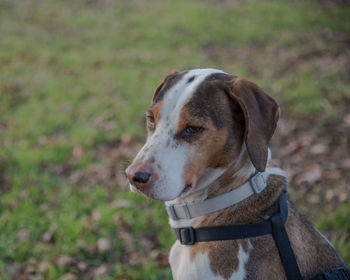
0 0 349 279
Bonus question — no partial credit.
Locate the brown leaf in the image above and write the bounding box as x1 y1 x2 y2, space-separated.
42 230 55 243
93 265 108 277
58 273 76 280
56 255 75 268
97 237 111 253
295 164 323 185
77 262 88 272
24 265 35 274
71 146 83 159
112 199 132 208
92 209 101 222
38 261 49 273
344 114 350 126
310 143 328 155
341 158 350 169
17 229 29 242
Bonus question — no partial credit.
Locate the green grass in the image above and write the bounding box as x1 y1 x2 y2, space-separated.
0 0 349 278
316 201 350 265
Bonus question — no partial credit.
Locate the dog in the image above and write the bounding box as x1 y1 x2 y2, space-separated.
125 68 347 280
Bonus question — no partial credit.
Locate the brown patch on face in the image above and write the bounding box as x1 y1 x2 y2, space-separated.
149 100 163 123
146 100 163 133
176 105 230 189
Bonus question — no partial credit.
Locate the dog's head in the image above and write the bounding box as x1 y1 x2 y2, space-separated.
125 69 279 201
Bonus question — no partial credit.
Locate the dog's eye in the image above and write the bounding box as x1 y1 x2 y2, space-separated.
183 126 203 136
147 115 154 123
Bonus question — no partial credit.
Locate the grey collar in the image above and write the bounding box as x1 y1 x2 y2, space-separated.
166 172 268 221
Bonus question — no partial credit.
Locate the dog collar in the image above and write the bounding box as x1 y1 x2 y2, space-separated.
166 172 268 220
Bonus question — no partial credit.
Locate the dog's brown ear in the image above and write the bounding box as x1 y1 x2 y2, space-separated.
228 78 279 171
152 70 178 102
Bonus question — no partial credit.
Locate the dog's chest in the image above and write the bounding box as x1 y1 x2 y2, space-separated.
169 240 250 280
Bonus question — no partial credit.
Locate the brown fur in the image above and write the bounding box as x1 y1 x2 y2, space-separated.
147 100 163 128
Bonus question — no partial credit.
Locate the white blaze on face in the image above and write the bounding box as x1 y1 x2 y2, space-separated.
131 68 226 201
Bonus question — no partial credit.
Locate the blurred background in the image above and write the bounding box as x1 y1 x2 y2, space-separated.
0 0 349 279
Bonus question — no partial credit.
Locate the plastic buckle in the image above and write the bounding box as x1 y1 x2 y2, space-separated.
179 227 195 245
249 173 266 194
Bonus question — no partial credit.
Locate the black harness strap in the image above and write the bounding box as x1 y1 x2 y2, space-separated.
270 194 303 280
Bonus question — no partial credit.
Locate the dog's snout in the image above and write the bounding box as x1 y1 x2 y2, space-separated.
133 172 151 184
125 161 155 193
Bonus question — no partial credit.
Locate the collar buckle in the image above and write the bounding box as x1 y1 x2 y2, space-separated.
249 172 266 194
179 227 195 245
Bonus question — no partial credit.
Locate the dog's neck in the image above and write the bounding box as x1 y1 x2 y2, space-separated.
167 149 286 228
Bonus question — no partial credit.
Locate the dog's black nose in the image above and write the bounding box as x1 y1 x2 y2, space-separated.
133 172 151 183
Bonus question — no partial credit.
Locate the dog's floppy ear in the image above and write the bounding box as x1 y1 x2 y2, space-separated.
228 78 279 171
152 70 178 102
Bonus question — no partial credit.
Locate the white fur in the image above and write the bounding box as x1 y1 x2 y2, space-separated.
170 241 251 280
129 69 226 201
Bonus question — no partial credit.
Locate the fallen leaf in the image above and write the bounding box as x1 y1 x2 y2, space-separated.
17 229 29 242
92 209 101 222
94 265 108 277
71 146 83 159
24 265 35 274
38 261 49 273
341 158 350 169
56 255 75 268
77 262 87 272
42 230 55 243
295 164 323 185
97 237 111 253
112 199 132 208
310 143 328 155
58 273 76 280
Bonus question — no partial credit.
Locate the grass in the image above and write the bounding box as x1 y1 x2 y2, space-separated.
0 0 349 278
